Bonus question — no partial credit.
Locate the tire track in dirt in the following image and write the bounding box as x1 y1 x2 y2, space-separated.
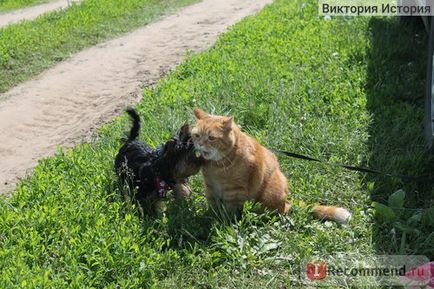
0 0 273 193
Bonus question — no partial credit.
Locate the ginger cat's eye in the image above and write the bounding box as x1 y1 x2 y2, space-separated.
193 133 200 139
208 135 216 141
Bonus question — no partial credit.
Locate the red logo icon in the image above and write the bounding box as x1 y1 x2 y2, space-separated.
400 262 434 288
306 261 327 280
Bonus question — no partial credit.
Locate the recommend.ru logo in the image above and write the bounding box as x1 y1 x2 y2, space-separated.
300 254 431 287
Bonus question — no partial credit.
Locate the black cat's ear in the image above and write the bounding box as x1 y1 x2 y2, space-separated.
222 116 233 132
178 123 191 142
162 139 176 158
193 108 209 120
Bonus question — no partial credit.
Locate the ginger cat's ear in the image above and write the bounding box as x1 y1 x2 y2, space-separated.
193 108 209 120
222 116 233 132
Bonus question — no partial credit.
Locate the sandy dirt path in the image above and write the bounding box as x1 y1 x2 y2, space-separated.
0 0 273 193
0 0 70 28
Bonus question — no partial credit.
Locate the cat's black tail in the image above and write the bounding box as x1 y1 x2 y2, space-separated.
126 108 141 141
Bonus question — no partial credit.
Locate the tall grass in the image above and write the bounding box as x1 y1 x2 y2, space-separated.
0 0 46 12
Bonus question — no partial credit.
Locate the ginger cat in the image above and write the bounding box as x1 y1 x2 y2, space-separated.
191 108 351 224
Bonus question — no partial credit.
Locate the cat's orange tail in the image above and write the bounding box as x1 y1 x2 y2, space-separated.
312 205 351 224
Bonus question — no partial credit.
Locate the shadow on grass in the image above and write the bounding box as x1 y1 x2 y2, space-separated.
365 17 434 257
164 198 217 246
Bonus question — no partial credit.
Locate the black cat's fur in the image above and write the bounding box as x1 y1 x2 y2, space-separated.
115 108 202 206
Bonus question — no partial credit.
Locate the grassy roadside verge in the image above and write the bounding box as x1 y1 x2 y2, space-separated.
365 18 434 257
0 0 47 12
1 0 432 288
0 0 198 94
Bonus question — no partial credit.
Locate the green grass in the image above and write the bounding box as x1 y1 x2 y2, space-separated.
0 0 47 12
365 18 434 258
0 0 198 94
1 0 433 287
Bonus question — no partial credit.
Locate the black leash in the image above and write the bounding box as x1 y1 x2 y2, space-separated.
272 149 434 183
